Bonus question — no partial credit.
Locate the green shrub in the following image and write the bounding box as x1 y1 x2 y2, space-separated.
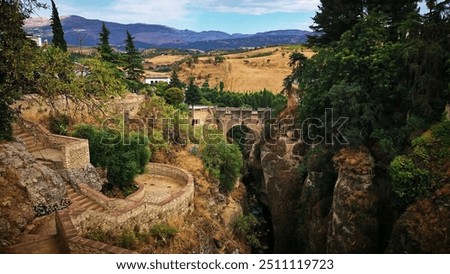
150 223 178 243
201 141 243 192
84 229 109 243
120 230 138 249
49 114 71 135
214 56 225 63
72 124 151 191
389 120 450 207
389 155 431 206
233 214 261 249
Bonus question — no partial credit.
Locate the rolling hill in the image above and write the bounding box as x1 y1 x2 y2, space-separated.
25 15 312 51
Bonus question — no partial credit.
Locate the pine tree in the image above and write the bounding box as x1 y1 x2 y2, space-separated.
124 30 143 92
366 0 419 40
308 0 364 45
169 70 184 89
185 77 201 109
97 22 115 63
50 0 67 51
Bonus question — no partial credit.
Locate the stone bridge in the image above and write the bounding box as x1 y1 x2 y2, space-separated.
191 106 272 138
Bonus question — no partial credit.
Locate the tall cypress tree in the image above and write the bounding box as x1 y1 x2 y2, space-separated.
50 0 67 51
124 30 143 87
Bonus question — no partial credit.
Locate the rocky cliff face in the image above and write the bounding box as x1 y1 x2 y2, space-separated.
0 142 66 206
387 183 450 253
59 164 104 191
247 102 308 252
327 148 379 253
0 142 67 246
250 130 449 253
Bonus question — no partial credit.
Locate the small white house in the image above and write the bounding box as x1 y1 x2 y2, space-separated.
27 35 42 47
144 76 171 85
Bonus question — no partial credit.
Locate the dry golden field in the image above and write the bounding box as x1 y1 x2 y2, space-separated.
145 46 315 93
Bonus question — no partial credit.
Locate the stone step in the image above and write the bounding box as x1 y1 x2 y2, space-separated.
71 195 89 203
78 199 96 209
20 135 36 142
66 187 77 196
15 131 28 138
85 203 102 211
29 145 46 153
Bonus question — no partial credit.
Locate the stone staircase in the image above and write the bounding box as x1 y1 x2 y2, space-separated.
13 123 64 169
12 124 46 153
66 184 106 213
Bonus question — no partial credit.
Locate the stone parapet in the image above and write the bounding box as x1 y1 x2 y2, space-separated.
16 116 90 169
69 163 194 238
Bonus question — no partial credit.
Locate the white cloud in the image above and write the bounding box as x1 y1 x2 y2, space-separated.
32 0 319 31
108 0 192 24
191 0 320 15
80 0 320 23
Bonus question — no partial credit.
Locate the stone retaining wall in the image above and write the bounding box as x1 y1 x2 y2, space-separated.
16 117 90 169
56 210 137 254
72 163 194 235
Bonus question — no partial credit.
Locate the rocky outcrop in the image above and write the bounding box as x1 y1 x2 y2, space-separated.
327 148 379 253
59 164 104 191
247 108 308 252
298 171 334 253
0 142 68 246
387 183 450 253
0 167 34 246
0 142 66 207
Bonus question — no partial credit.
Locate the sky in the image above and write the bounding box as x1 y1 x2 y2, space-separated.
33 0 320 34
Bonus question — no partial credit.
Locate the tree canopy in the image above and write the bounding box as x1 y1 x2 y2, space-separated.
0 1 38 140
72 124 151 192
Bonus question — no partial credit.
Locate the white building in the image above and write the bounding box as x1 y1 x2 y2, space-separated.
27 35 42 47
144 76 171 85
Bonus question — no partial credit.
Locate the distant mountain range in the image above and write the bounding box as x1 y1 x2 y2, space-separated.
25 15 312 51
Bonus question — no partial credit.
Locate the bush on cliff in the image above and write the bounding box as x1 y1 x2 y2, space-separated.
72 124 151 192
201 141 243 192
389 120 450 208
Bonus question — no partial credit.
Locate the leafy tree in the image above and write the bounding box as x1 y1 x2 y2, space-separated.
201 141 243 192
97 22 116 63
50 0 67 51
297 14 417 148
309 0 420 45
163 87 184 106
185 78 201 108
72 124 151 191
80 58 128 97
35 46 77 99
0 1 39 140
124 30 144 92
168 70 184 89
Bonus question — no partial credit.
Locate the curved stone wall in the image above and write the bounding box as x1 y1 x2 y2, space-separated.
70 163 194 235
